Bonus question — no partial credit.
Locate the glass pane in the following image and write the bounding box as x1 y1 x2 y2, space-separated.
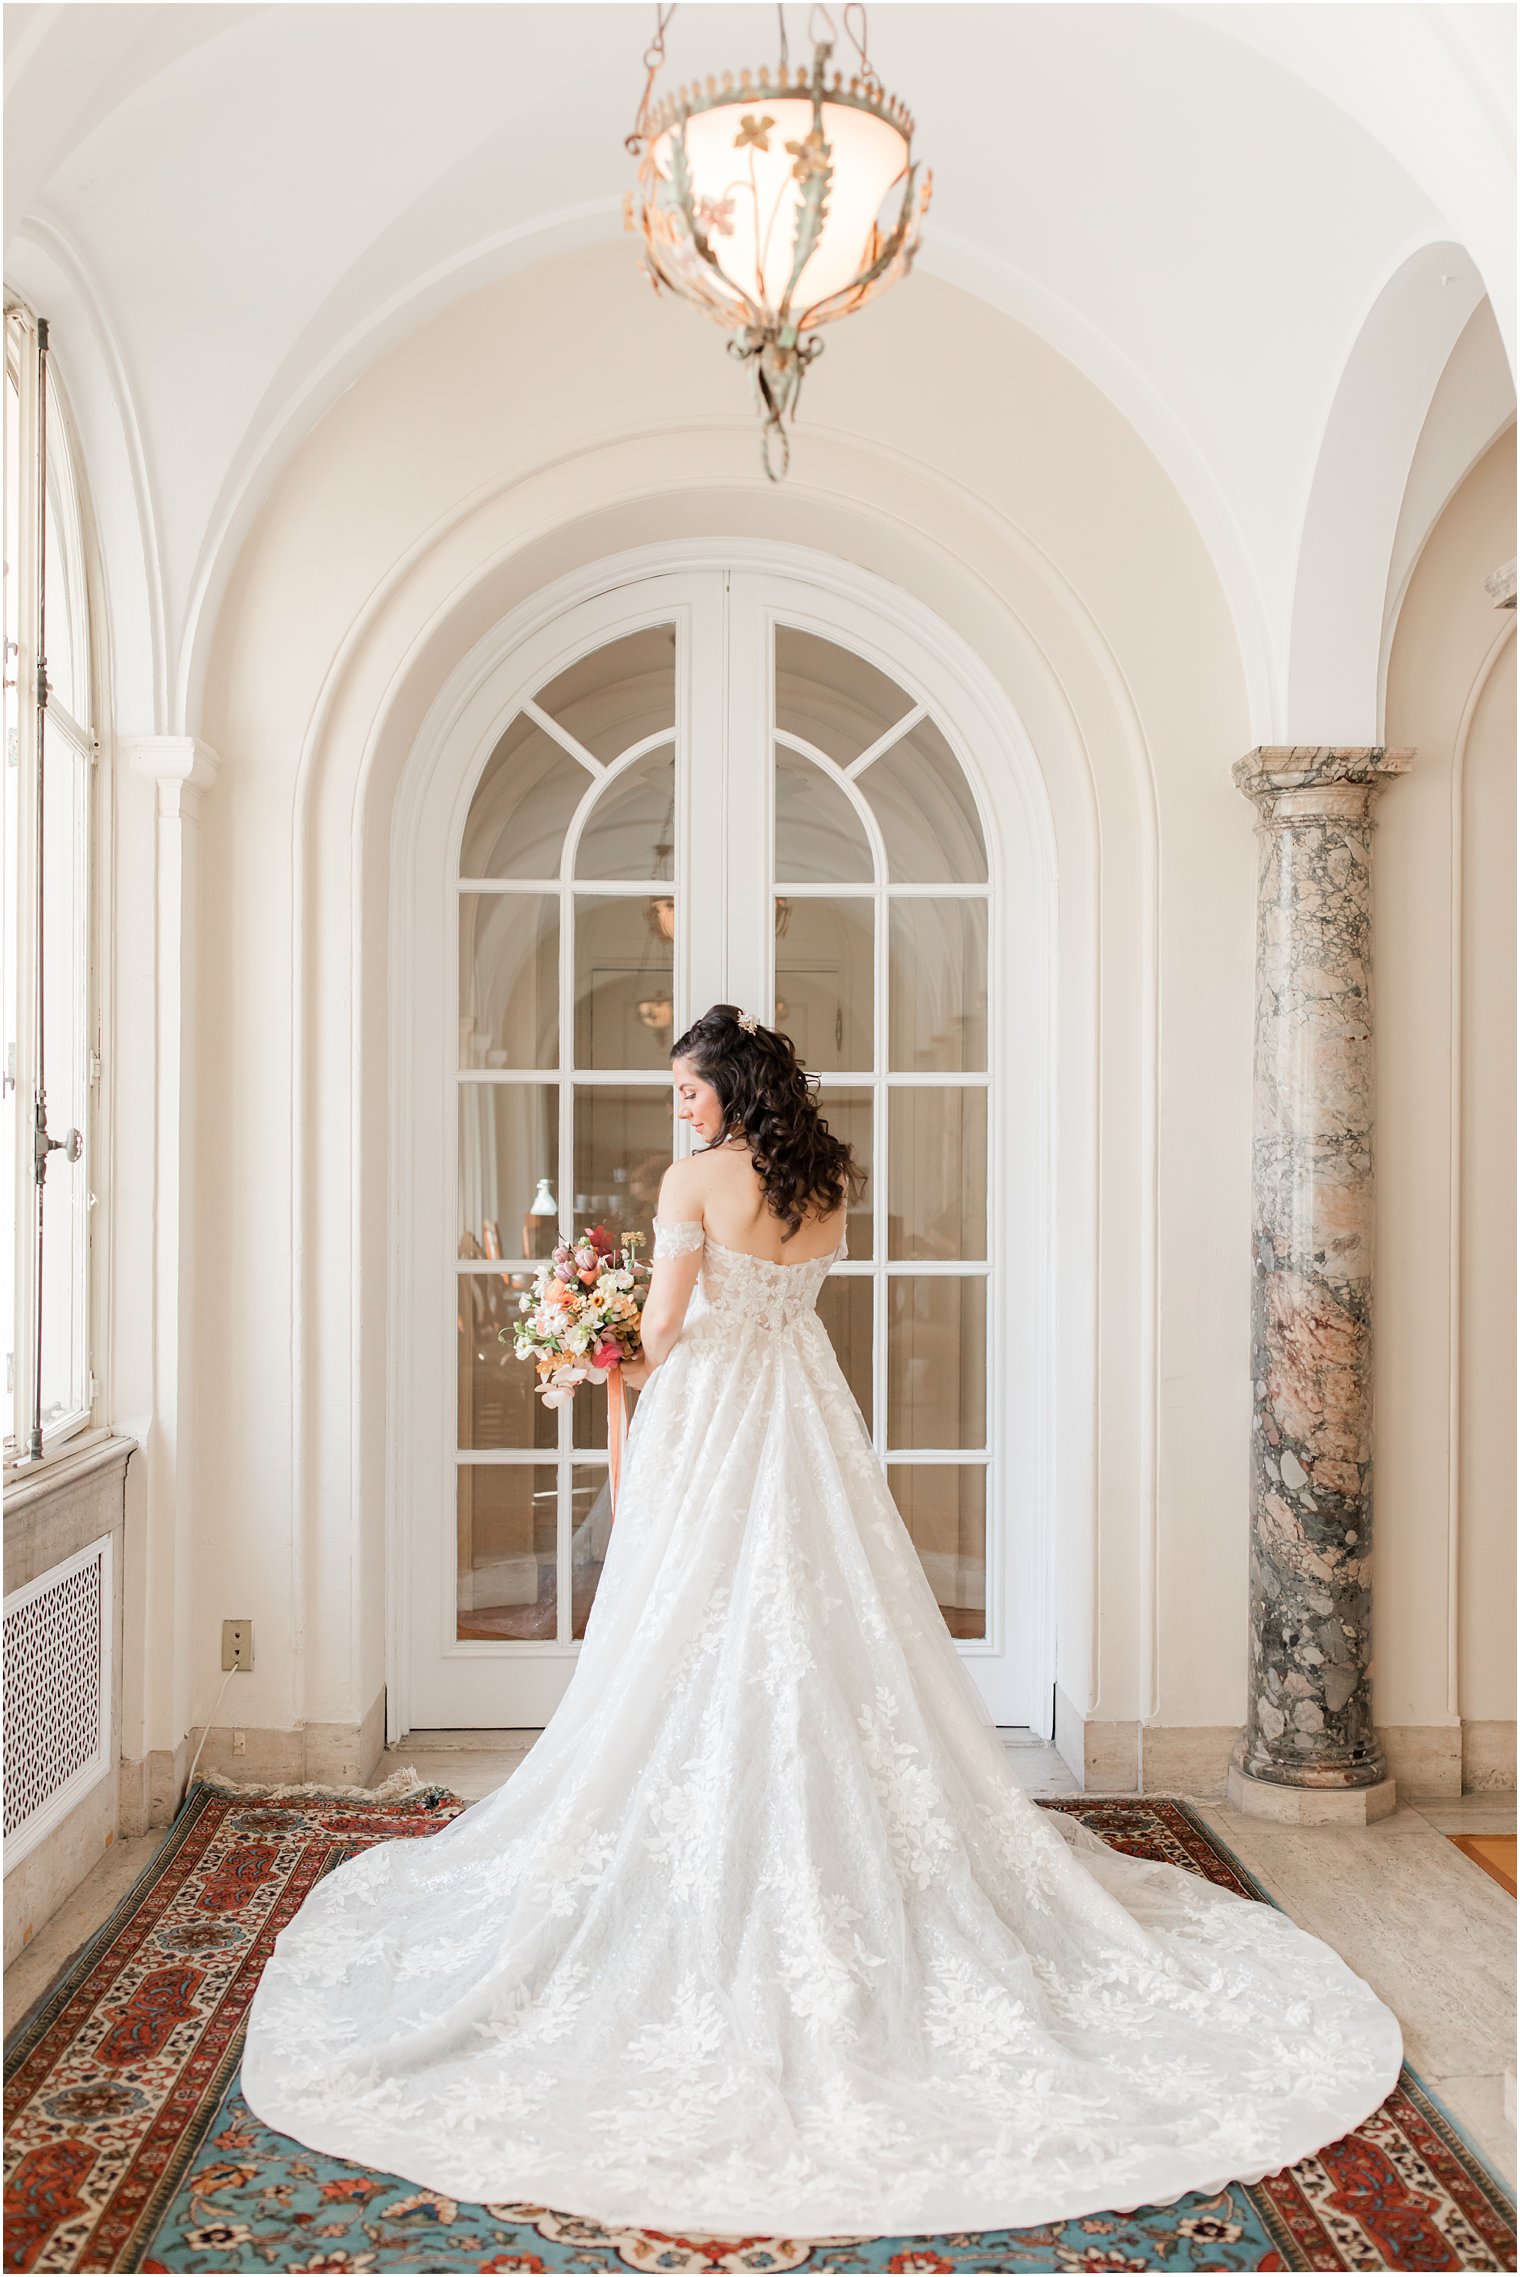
574 896 674 1069
775 749 873 883
889 1467 987 1639
575 745 674 881
571 1466 613 1638
889 901 988 1072
858 717 986 884
574 1368 641 1451
458 1084 558 1256
775 897 872 1073
534 625 677 766
458 1277 556 1450
459 893 556 1068
572 1085 669 1234
43 414 88 729
889 1088 987 1260
1 372 17 1444
775 627 913 767
456 1465 557 1641
461 714 590 879
887 1278 986 1449
812 1084 872 1259
817 1275 872 1430
37 736 89 1434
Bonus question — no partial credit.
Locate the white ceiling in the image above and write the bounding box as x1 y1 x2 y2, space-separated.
5 2 1515 736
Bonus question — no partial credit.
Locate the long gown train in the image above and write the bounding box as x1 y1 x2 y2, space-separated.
239 1217 1403 2234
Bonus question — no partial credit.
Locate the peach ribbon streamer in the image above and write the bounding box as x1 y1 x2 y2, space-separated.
608 1367 627 1520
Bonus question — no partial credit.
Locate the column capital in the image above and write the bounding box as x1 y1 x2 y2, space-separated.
121 735 221 818
1232 746 1413 808
1485 558 1517 609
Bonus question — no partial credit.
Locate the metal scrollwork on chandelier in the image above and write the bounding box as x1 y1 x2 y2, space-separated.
625 4 931 480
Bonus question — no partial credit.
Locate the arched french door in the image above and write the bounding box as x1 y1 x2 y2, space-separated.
400 560 1046 1729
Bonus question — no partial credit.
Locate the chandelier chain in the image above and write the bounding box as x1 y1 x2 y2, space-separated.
626 1 677 156
625 0 925 478
843 3 880 91
806 5 836 57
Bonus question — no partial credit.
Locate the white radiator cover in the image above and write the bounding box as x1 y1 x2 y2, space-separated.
4 1531 113 1871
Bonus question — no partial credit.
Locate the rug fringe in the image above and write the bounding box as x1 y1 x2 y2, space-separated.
195 1766 436 1801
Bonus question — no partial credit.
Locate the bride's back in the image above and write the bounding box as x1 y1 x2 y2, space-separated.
689 1146 846 1265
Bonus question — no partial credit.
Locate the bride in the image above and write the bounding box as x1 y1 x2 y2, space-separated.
240 1003 1402 2236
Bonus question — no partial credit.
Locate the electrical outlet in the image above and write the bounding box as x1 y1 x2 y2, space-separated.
222 1619 253 1673
232 1730 245 1756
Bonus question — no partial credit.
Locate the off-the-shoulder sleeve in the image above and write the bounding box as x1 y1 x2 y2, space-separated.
652 1215 705 1259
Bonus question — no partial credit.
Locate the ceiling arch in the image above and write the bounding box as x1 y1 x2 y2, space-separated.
5 1 1513 740
1287 239 1487 742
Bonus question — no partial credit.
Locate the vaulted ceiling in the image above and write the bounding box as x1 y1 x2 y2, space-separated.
5 2 1515 735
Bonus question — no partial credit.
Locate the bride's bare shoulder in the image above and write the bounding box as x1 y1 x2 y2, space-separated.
655 1156 707 1225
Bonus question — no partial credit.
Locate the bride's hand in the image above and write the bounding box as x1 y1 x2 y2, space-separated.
618 1355 652 1390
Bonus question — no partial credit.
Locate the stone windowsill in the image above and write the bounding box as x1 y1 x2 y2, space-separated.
3 1427 138 1517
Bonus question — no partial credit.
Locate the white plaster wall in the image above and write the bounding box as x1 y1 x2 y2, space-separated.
188 246 1252 1752
173 239 1508 1767
1381 422 1517 1738
1459 647 1516 1727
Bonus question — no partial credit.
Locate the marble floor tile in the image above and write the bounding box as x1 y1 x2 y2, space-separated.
1193 1807 1517 2081
1206 1798 1435 1836
1425 2071 1517 2188
389 1727 543 1753
1412 1796 1519 1837
378 1747 530 1803
1002 1740 1081 1797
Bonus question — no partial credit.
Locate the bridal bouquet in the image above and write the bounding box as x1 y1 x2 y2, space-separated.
506 1224 649 1409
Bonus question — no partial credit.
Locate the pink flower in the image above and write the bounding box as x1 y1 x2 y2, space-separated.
593 1340 622 1369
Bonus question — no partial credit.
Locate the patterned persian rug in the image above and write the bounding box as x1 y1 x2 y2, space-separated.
4 1781 1515 2273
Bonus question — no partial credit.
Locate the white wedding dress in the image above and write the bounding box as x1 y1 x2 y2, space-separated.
240 1216 1403 2235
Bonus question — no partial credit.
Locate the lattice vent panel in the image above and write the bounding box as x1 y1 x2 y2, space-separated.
4 1537 109 1842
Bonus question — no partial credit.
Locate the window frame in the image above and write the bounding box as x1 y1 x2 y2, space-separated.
3 297 101 1471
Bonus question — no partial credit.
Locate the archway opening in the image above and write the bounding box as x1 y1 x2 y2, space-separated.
393 552 1055 1731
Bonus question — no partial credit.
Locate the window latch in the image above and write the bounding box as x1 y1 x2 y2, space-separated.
33 1094 82 1186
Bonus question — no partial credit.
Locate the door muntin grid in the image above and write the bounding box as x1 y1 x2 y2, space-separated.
773 623 992 1642
450 601 995 1658
455 623 678 1647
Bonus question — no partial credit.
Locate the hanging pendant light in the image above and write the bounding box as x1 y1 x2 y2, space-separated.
626 4 931 479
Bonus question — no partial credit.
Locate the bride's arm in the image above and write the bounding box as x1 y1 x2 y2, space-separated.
625 1162 704 1379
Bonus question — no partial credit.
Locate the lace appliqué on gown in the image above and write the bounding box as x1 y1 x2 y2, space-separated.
240 1203 1401 2235
652 1214 706 1259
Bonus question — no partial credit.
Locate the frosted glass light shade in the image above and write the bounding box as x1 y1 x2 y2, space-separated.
650 97 911 319
630 40 930 477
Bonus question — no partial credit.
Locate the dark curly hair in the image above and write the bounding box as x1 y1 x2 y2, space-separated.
670 1004 866 1238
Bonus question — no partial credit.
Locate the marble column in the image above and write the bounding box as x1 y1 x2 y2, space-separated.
1229 746 1411 1823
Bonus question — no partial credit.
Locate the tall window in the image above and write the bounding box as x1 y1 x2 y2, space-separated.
3 302 97 1460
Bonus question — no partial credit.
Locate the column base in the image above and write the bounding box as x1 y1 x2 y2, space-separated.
1227 1763 1399 1823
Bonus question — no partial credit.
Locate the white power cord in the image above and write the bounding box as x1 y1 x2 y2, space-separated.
178 1664 242 1813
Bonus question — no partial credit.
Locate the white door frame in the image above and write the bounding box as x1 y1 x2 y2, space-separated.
388 539 1057 1737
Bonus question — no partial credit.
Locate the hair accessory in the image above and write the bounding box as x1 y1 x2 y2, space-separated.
735 1009 758 1033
